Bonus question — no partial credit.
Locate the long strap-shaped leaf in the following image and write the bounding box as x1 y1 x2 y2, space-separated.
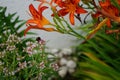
86 18 108 39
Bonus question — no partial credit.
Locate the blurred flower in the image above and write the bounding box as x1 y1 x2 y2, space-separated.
0 61 4 66
92 0 120 28
61 48 72 55
58 59 76 77
7 34 21 43
8 71 15 76
26 41 34 46
26 46 33 54
59 58 67 66
58 66 67 78
39 61 45 69
47 54 54 60
0 33 57 79
18 61 27 69
0 51 5 58
66 60 76 69
68 68 75 74
117 0 120 4
6 45 16 51
49 48 76 78
25 41 39 55
24 4 57 36
16 56 25 61
53 0 87 25
3 67 9 76
51 63 59 71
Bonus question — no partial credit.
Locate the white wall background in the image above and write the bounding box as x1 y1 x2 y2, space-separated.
0 0 81 49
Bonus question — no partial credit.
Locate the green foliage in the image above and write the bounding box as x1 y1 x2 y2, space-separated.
0 6 24 38
73 30 120 80
0 6 34 51
0 6 59 80
0 6 36 43
0 35 58 80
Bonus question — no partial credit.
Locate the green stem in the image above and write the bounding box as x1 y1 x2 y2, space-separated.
63 18 86 39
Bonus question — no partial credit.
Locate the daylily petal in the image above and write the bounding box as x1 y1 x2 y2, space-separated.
99 0 110 7
57 8 69 16
24 25 57 36
52 0 87 25
98 9 120 22
72 0 80 5
53 0 66 7
27 19 44 29
38 6 48 18
41 27 57 32
113 7 119 16
69 12 75 25
50 0 55 4
25 3 55 36
40 16 51 25
106 19 111 28
29 4 41 19
52 0 60 4
26 19 39 24
24 25 39 36
92 12 101 19
117 0 120 4
75 7 87 14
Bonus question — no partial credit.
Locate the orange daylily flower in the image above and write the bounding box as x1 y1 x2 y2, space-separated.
92 0 120 28
87 0 120 39
118 0 120 4
52 0 87 25
24 4 57 36
99 0 119 17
